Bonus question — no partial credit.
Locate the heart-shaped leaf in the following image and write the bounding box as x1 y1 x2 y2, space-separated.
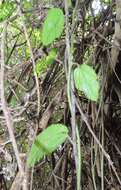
42 8 64 46
74 64 99 101
27 124 68 167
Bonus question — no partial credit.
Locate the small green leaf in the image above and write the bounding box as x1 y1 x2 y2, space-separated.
46 48 57 65
74 64 99 101
0 2 14 22
27 124 68 167
42 8 64 46
36 48 57 76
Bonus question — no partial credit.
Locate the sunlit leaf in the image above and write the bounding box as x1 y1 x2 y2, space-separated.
27 124 68 167
31 28 42 47
0 2 14 22
42 8 64 46
74 64 99 101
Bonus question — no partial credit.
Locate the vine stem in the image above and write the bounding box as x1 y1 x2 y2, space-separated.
64 1 81 189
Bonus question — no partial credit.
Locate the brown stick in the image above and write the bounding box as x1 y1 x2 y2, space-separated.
0 22 26 190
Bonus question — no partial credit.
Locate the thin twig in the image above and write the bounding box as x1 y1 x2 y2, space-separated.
18 6 40 116
0 22 26 188
75 99 121 186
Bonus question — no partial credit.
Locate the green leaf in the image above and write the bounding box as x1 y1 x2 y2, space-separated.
42 8 64 46
36 48 57 76
0 2 14 22
74 64 99 101
27 124 68 167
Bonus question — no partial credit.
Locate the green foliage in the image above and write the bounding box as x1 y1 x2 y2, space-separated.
67 0 73 8
42 8 64 46
31 28 42 47
10 97 17 107
46 48 57 64
25 46 30 59
22 0 32 10
102 0 110 5
21 0 33 18
74 64 99 101
0 2 14 22
36 48 57 76
27 124 68 167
